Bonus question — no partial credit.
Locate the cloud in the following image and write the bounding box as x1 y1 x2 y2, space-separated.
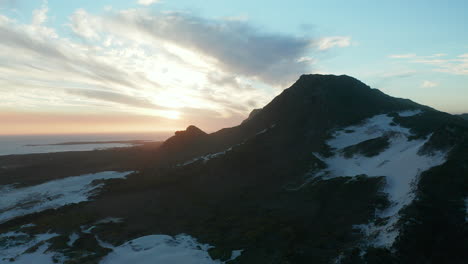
389 53 447 59
421 80 438 88
104 10 315 85
382 70 417 79
69 8 101 40
389 54 417 59
137 0 161 6
427 53 447 58
32 2 48 25
316 36 351 51
389 53 468 75
0 4 349 131
414 57 468 75
66 88 165 110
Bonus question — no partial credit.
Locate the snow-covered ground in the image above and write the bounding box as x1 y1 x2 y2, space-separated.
0 231 62 264
101 234 242 264
314 110 448 247
0 169 242 263
0 171 133 224
0 229 242 264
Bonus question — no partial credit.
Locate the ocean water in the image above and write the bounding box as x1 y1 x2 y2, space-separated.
0 132 172 156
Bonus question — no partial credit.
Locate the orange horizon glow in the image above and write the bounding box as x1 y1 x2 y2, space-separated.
0 111 244 136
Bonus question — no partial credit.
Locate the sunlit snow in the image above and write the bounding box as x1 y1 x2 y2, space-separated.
0 171 133 224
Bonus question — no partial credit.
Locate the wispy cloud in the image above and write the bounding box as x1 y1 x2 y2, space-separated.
389 53 468 75
104 10 317 85
389 54 417 59
382 70 417 79
69 8 102 40
316 36 351 51
137 0 161 6
421 80 438 88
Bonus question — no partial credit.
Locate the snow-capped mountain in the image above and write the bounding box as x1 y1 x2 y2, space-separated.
1 75 467 263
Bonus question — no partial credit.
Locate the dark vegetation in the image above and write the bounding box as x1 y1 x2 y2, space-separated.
341 136 390 158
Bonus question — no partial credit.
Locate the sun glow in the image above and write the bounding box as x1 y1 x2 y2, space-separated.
158 110 181 120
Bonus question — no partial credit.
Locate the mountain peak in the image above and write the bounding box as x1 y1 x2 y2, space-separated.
239 74 422 133
241 108 263 124
161 125 207 154
293 74 372 94
178 125 206 137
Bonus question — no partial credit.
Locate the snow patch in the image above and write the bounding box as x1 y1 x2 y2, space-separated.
0 231 60 263
314 112 447 248
0 171 133 224
179 147 235 166
256 124 276 136
20 223 36 228
229 250 244 261
178 142 244 166
0 231 243 263
398 109 422 117
328 114 412 149
81 225 96 234
100 234 242 264
178 124 276 167
67 232 79 247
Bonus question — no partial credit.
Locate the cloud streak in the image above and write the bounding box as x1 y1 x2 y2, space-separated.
106 10 316 85
421 80 438 88
389 53 468 75
137 0 161 6
316 36 351 51
66 89 165 110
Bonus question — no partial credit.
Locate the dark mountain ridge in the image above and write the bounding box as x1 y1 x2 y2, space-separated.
158 74 460 166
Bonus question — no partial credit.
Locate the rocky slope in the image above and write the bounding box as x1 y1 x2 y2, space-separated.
1 74 467 263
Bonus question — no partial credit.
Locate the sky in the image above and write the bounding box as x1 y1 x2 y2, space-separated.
0 0 467 135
